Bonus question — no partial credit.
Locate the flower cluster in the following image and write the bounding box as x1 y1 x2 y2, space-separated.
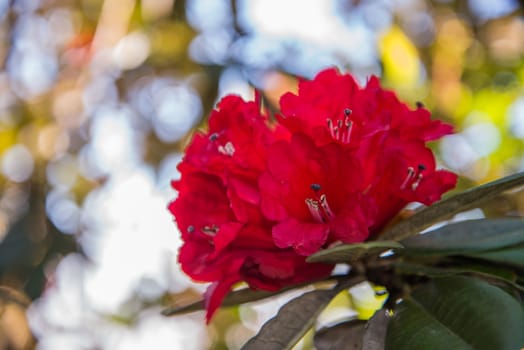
169 68 457 321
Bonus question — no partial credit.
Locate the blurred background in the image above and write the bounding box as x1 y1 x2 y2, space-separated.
0 0 521 349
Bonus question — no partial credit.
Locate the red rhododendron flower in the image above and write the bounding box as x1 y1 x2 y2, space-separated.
169 68 457 322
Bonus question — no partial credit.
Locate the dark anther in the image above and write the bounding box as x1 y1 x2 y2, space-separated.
209 133 219 141
344 108 352 116
418 164 426 171
416 101 424 109
310 183 321 191
375 289 388 296
187 225 195 233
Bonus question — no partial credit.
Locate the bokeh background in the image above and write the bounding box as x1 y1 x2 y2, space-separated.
0 0 522 349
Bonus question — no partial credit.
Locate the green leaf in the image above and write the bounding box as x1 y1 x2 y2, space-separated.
306 241 403 264
400 218 524 255
162 279 323 316
386 276 524 350
314 319 366 350
393 261 524 293
379 171 524 242
386 298 473 350
241 277 364 350
467 242 524 269
362 310 390 350
163 288 284 316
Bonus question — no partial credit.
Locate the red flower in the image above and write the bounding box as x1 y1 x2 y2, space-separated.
169 68 457 322
170 96 332 322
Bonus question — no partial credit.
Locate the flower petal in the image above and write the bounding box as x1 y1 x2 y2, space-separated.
272 218 329 256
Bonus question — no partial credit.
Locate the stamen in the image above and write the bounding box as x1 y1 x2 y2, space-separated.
416 101 424 109
218 141 235 156
327 119 337 139
319 194 335 220
411 173 424 191
418 164 426 171
305 198 324 223
326 109 354 144
187 225 195 233
400 167 415 190
201 225 219 236
209 133 219 141
343 120 353 143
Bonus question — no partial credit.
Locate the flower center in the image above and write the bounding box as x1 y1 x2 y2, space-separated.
305 183 335 223
326 108 353 144
209 132 235 156
400 164 426 191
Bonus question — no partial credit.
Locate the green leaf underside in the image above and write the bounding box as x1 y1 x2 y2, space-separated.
379 171 524 242
306 241 403 264
314 320 366 350
466 242 524 268
313 310 391 350
400 218 524 255
361 310 390 350
386 276 524 350
241 277 364 350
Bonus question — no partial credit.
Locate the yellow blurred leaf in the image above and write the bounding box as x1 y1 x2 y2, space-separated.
0 127 16 156
379 26 421 88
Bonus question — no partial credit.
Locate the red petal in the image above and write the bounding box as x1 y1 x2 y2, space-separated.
272 218 329 256
203 276 239 323
413 169 458 205
211 222 243 256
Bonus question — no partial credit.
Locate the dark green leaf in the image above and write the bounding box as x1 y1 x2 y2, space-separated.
393 262 524 293
467 242 524 269
386 276 524 350
379 172 524 242
386 298 473 350
314 319 365 350
242 277 364 350
307 241 403 264
400 218 524 255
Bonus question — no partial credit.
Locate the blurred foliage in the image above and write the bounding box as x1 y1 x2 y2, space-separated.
0 0 521 348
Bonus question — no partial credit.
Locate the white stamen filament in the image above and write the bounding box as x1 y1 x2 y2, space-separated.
400 167 415 190
305 198 324 223
326 112 353 144
411 173 424 191
343 120 353 143
319 194 335 220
